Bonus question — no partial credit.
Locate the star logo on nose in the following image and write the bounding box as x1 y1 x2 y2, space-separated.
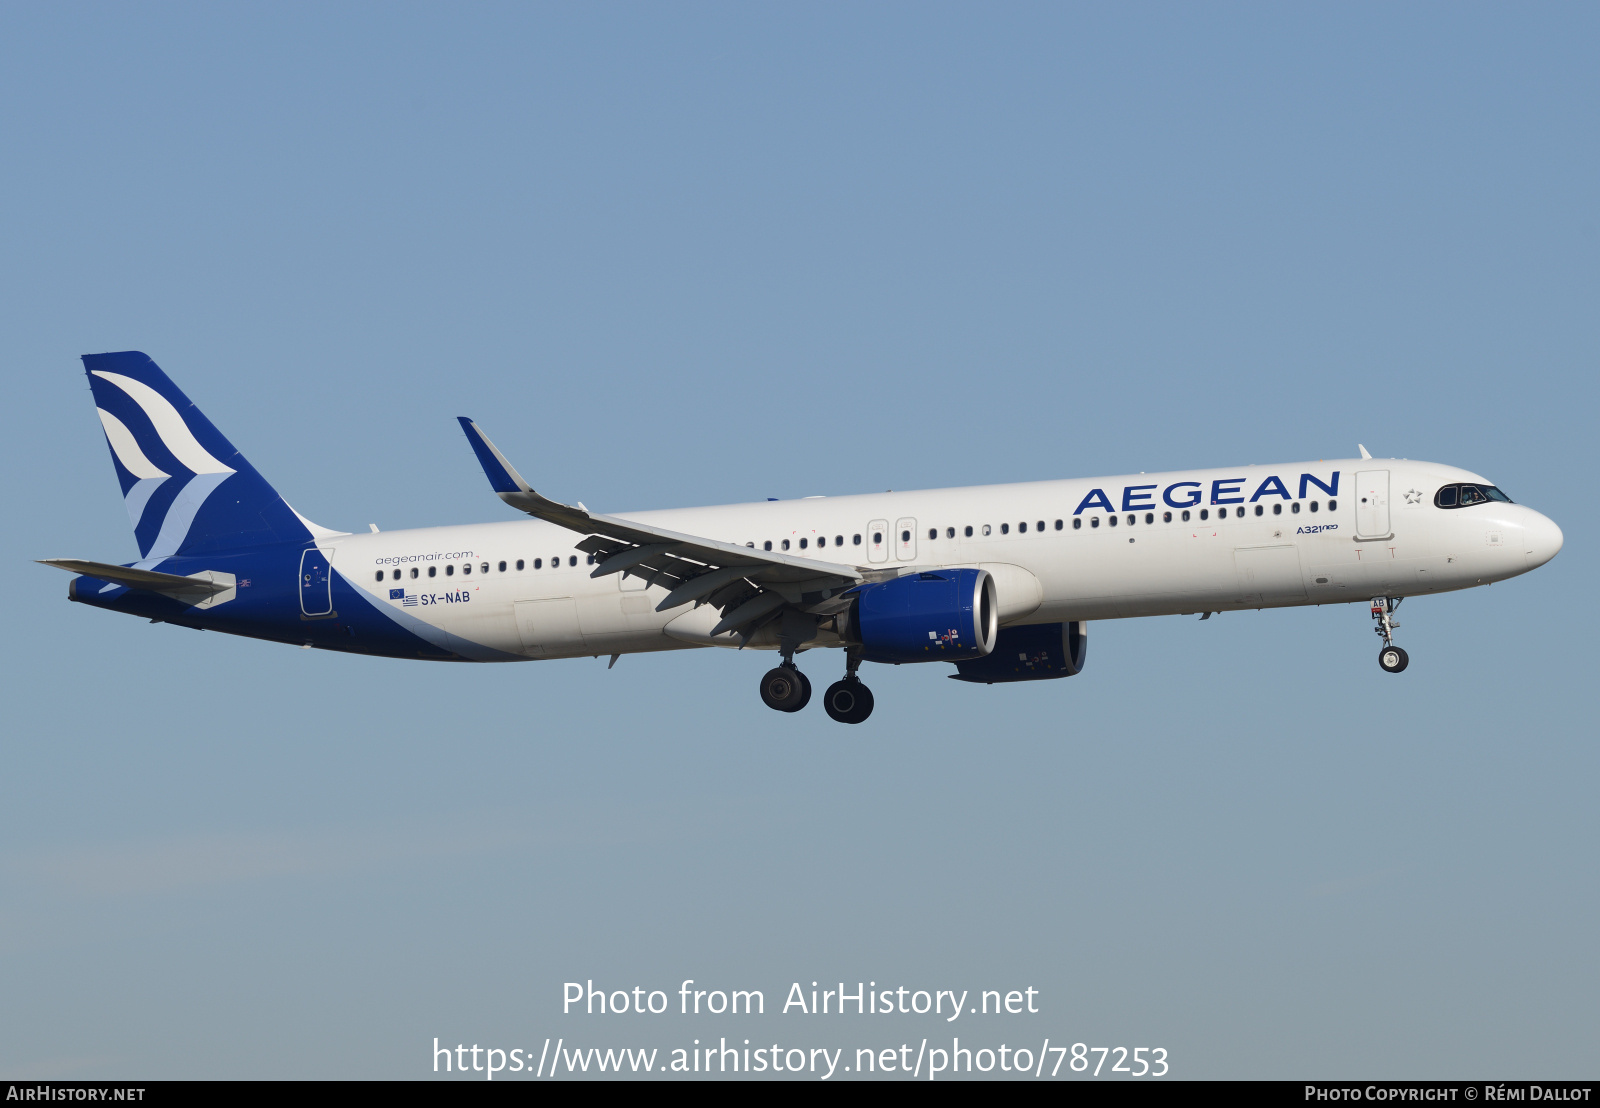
1403 488 1423 505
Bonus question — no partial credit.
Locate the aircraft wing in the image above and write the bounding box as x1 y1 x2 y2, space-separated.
458 418 870 641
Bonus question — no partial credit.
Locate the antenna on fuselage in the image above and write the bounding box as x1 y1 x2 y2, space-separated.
1358 444 1373 459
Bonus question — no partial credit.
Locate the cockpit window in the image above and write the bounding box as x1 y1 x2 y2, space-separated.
1435 483 1512 508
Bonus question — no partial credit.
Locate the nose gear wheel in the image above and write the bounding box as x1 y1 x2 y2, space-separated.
1379 645 1409 673
1370 597 1409 673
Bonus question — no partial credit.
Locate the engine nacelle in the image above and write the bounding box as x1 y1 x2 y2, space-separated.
853 569 998 665
949 621 1088 683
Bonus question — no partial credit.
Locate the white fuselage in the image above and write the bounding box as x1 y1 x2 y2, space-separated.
327 458 1563 663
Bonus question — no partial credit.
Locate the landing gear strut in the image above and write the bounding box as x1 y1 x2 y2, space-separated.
760 616 818 713
1371 596 1409 673
823 650 874 724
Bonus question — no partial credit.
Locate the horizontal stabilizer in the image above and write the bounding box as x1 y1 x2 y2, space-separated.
38 558 233 599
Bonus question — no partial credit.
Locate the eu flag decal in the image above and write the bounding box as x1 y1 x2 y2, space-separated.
389 588 405 600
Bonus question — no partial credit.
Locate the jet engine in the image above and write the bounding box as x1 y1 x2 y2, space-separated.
949 621 1087 683
850 569 998 664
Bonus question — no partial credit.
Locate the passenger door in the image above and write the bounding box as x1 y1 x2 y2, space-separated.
299 547 333 617
1354 470 1391 538
867 519 889 563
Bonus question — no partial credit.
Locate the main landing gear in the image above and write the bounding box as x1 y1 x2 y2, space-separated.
822 649 873 725
1371 596 1409 673
759 648 875 723
759 664 811 712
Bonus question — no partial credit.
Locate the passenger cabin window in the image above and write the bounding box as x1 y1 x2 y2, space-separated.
982 525 992 536
1181 510 1190 522
411 567 419 578
1328 498 1338 510
947 527 955 538
1055 519 1063 530
836 535 844 546
569 556 577 566
428 566 437 577
1199 509 1208 521
374 570 383 582
1108 515 1118 527
764 541 772 550
497 561 506 572
852 534 861 545
1309 501 1319 513
1000 523 1009 534
1254 505 1263 517
462 563 470 574
516 559 524 570
1037 520 1046 532
1163 511 1172 523
1144 513 1154 524
964 526 973 537
1291 502 1301 514
1090 517 1099 528
1272 504 1281 515
1236 507 1245 518
1073 518 1082 530
928 528 937 540
782 539 790 550
872 532 882 545
901 530 911 542
1017 522 1026 533
447 564 455 575
798 538 807 549
392 569 400 580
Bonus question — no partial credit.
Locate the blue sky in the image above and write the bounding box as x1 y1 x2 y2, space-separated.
2 3 1595 1079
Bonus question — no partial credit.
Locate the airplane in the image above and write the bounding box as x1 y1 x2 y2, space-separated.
43 351 1563 724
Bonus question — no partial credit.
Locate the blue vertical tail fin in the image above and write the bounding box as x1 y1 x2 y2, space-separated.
82 351 327 562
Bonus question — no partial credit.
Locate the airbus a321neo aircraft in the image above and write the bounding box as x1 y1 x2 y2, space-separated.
45 352 1563 724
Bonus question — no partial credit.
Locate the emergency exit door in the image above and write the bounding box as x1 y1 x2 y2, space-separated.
895 517 917 561
867 519 889 563
1354 470 1391 538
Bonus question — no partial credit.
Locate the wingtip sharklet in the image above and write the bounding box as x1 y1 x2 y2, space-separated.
457 417 531 496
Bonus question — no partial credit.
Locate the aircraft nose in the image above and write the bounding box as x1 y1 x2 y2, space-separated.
1523 510 1564 569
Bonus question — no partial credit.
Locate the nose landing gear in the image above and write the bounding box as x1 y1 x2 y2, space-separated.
1372 596 1409 673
